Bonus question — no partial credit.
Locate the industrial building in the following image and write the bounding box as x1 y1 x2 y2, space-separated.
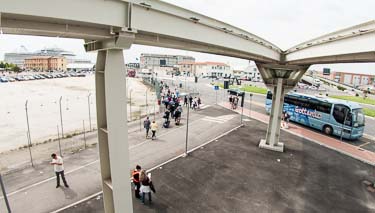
140 53 195 69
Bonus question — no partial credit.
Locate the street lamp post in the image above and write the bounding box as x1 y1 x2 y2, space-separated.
129 89 133 121
146 89 149 117
185 100 190 156
59 96 64 138
249 93 253 118
88 93 92 131
25 100 34 167
57 125 62 157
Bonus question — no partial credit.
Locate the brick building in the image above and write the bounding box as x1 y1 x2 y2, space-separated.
24 56 67 71
318 71 374 86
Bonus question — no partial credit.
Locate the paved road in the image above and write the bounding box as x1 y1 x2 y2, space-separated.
166 77 375 152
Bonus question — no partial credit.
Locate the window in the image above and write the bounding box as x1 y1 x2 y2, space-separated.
333 104 349 124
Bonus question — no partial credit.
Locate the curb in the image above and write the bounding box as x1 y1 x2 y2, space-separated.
220 103 375 167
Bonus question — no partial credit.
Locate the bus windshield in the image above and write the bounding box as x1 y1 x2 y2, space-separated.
352 109 365 127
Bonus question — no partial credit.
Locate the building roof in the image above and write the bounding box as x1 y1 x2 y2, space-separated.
319 70 375 77
178 61 229 66
25 56 65 60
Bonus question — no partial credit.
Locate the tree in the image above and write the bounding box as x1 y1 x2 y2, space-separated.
12 65 21 72
0 61 5 69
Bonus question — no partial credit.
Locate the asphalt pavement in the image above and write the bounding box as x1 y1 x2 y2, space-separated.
60 117 375 213
0 104 242 213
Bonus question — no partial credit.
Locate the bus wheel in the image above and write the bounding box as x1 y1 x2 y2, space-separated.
323 125 333 135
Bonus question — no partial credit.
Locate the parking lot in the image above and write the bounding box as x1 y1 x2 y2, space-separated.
0 71 90 82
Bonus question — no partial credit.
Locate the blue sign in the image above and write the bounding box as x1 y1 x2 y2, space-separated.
214 85 219 90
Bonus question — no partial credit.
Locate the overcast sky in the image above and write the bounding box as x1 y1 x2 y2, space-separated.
0 0 374 73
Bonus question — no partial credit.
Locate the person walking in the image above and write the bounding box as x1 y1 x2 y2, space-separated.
140 170 152 204
197 97 201 109
50 153 69 188
144 117 151 138
229 95 233 109
151 120 158 140
132 165 142 199
189 96 193 108
184 95 188 107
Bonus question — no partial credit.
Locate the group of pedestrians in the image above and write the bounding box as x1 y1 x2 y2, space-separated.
131 165 155 205
183 95 201 110
143 117 158 140
229 95 239 109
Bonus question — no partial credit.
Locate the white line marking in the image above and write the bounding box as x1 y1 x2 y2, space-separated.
202 118 225 124
1 117 205 199
52 124 244 213
50 191 103 213
0 160 99 199
129 118 202 150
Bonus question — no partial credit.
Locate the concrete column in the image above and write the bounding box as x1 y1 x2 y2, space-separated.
259 78 285 152
95 49 133 213
257 63 309 153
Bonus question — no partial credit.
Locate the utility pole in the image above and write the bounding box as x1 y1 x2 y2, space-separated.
59 96 64 138
25 100 34 167
249 93 253 118
57 125 62 157
129 89 133 121
184 101 190 156
88 93 92 131
0 173 11 213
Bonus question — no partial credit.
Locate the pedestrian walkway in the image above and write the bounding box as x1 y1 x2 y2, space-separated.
220 102 375 166
0 105 239 213
202 114 236 124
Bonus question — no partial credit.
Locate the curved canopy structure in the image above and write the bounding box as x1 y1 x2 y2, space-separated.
1 1 375 212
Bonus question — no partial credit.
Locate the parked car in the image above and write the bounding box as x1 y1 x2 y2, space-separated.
7 77 16 82
0 77 9 82
308 86 318 90
77 73 86 77
15 76 25 81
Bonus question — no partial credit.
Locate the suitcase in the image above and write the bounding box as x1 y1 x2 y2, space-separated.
163 120 170 128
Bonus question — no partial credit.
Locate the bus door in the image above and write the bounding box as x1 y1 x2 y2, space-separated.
332 104 352 138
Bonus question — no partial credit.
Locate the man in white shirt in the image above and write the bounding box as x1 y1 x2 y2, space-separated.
50 153 69 188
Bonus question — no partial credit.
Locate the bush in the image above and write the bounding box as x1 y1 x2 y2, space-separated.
337 85 346 91
355 93 359 97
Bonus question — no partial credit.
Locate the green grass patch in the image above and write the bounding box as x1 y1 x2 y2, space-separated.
240 85 268 95
216 83 267 95
331 96 375 106
364 108 375 117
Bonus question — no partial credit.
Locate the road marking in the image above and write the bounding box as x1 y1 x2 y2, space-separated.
1 117 206 200
52 124 244 213
363 133 375 141
199 104 210 109
359 142 371 148
50 191 103 213
202 115 236 124
129 118 203 150
0 160 99 200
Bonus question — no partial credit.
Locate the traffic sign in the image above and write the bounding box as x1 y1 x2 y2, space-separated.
214 85 219 90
